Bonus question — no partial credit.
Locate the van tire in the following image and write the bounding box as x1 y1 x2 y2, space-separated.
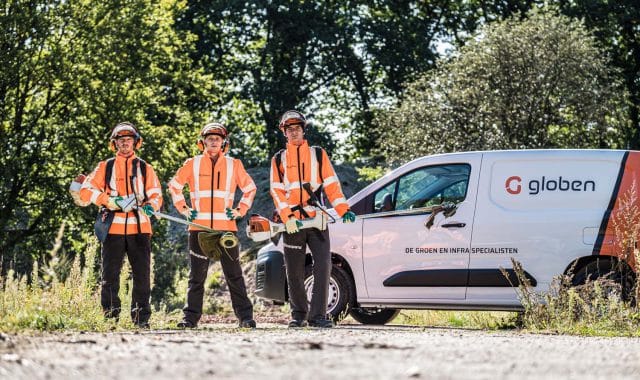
571 258 635 302
350 307 400 325
304 264 355 322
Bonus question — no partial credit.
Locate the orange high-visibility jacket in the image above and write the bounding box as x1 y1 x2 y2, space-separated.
270 140 349 222
80 152 163 235
168 151 256 232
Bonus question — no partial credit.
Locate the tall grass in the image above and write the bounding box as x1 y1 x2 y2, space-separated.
0 237 178 332
0 238 111 331
505 258 640 336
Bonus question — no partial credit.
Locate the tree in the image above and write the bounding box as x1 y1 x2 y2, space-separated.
557 0 640 148
0 0 213 288
376 10 627 166
178 0 473 162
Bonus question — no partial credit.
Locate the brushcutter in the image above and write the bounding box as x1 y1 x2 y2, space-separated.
246 211 329 243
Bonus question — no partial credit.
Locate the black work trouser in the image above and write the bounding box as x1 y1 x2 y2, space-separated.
283 228 331 321
101 233 152 324
183 231 253 324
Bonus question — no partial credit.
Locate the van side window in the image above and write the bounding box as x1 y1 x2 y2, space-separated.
395 164 471 211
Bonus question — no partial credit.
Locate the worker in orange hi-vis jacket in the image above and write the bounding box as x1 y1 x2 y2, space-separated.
270 110 356 328
168 123 257 329
80 122 163 328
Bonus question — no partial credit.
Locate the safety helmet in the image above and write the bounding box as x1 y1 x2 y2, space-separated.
278 110 307 131
109 122 142 151
197 122 228 152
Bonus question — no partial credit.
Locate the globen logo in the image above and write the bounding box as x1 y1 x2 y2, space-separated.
505 176 522 194
505 176 596 195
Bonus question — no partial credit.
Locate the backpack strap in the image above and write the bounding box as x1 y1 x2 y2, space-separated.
132 157 148 202
104 158 116 194
130 157 149 237
274 149 286 182
311 146 325 206
313 146 323 182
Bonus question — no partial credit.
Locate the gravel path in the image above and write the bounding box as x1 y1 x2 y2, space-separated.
1 324 639 379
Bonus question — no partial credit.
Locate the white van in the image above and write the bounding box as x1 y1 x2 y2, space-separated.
254 150 638 324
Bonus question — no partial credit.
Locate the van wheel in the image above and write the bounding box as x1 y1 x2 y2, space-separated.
350 307 400 325
304 264 355 322
571 258 635 302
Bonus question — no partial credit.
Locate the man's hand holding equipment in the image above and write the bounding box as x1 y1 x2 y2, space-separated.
141 204 154 217
225 207 242 221
342 210 356 223
106 196 123 211
117 195 137 213
181 207 198 222
285 216 303 234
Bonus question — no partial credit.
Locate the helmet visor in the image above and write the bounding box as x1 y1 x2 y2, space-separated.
200 123 227 138
279 111 305 129
111 125 138 139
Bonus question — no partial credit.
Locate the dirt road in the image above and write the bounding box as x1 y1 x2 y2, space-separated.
1 323 639 379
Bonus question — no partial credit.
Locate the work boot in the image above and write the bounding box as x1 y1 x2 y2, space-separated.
135 321 150 329
288 319 308 328
103 308 120 322
308 318 334 328
176 319 197 329
239 319 257 328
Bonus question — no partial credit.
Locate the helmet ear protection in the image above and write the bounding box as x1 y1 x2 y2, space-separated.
278 110 307 132
197 122 229 152
109 122 142 151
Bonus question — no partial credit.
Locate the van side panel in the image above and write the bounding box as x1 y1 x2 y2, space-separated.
469 150 625 300
594 151 640 267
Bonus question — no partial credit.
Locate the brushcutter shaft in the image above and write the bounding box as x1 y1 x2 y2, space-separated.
151 210 218 233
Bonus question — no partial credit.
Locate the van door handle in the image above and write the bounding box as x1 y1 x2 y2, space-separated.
441 223 466 228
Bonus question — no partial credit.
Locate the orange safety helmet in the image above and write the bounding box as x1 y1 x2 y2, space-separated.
197 122 229 152
278 110 307 131
109 122 142 151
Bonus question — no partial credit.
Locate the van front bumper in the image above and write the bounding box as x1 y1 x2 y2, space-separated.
255 249 287 302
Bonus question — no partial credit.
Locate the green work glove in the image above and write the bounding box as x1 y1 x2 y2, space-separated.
342 210 356 223
106 196 123 211
141 204 154 217
181 207 198 222
225 207 242 220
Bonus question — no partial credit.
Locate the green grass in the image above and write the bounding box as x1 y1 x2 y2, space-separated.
390 310 518 330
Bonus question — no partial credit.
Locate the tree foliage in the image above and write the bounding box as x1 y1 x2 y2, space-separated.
376 10 627 166
0 0 212 295
178 0 471 162
557 0 640 148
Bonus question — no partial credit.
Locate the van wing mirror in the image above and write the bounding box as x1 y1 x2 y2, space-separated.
442 202 457 218
424 202 458 230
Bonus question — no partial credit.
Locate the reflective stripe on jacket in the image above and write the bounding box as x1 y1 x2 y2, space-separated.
79 152 163 235
168 151 256 232
270 140 349 222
